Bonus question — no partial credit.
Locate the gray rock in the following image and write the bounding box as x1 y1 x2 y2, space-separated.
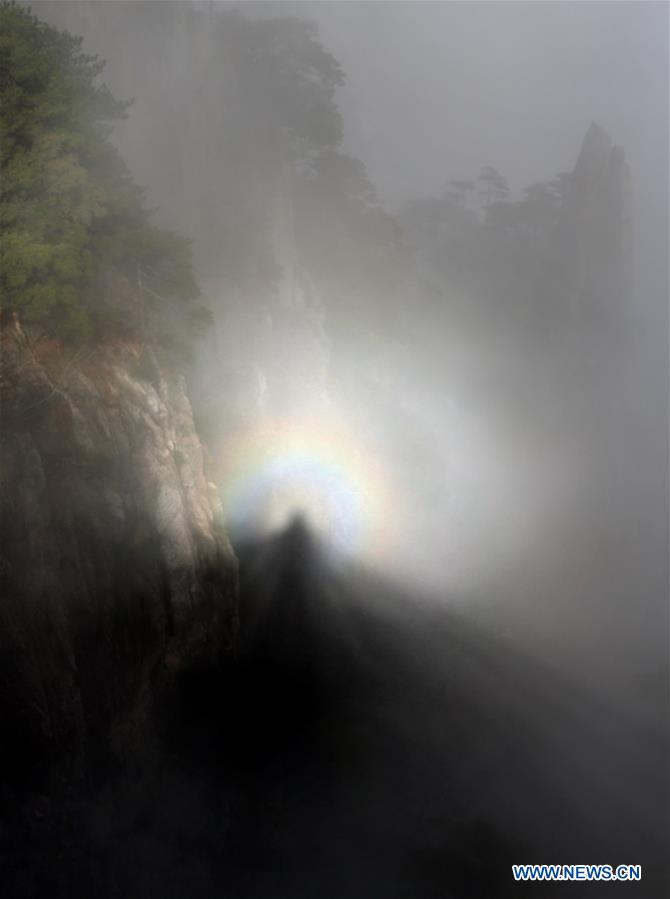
0 322 238 792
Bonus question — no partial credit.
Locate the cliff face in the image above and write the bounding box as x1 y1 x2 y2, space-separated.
0 320 238 793
558 122 635 327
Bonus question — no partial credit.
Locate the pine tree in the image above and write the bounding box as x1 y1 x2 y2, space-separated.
0 1 197 341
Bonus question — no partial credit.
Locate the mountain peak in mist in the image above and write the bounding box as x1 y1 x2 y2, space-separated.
575 122 618 179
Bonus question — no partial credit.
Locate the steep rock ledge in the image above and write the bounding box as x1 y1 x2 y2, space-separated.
0 320 238 793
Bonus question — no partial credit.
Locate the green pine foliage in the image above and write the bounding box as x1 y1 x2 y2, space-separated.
0 1 198 342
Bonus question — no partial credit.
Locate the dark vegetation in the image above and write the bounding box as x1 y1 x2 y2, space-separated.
0 1 200 352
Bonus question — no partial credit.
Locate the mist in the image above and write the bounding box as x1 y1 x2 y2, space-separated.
2 1 668 895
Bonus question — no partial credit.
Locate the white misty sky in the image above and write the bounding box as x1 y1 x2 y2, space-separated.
244 0 667 304
258 2 667 203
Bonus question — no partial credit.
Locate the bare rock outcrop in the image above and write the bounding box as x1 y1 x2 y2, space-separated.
0 320 238 793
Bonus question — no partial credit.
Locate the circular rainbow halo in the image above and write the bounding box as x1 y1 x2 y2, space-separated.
218 413 391 560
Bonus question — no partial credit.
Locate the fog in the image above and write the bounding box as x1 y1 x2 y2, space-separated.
5 1 669 894
33 0 667 685
303 1 669 331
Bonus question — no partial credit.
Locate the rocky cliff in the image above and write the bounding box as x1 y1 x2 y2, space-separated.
557 122 635 328
0 318 238 796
